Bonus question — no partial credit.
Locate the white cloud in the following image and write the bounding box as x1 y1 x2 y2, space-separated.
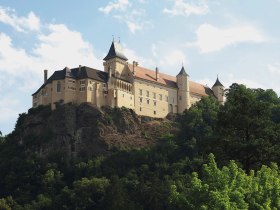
163 0 209 16
114 14 144 33
99 0 130 14
0 24 101 78
123 47 155 68
196 78 215 87
34 24 101 71
113 8 153 34
0 97 22 123
151 44 157 57
99 2 151 33
0 21 102 134
0 7 40 32
159 50 187 69
268 63 280 75
188 23 266 53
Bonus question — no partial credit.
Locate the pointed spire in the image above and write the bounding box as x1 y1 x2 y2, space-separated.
103 41 128 61
213 75 224 87
177 65 188 76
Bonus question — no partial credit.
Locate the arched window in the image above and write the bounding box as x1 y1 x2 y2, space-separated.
57 81 61 92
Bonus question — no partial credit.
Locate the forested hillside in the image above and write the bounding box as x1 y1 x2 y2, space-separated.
1 83 280 210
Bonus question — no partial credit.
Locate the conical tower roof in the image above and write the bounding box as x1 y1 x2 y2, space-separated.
213 76 224 87
103 41 128 61
177 66 189 76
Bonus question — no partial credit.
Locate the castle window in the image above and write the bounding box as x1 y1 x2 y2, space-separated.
123 94 124 97
57 81 61 92
42 89 47 96
154 111 156 115
79 87 86 91
147 99 150 104
154 101 156 106
140 97 142 103
80 80 85 85
140 107 142 111
140 89 142 96
159 94 162 100
166 96 168 102
103 84 106 88
146 91 149 97
153 92 156 99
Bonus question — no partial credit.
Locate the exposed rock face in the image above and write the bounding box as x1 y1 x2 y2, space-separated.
14 103 177 161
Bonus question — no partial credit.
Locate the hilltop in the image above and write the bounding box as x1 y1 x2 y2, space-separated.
12 103 178 161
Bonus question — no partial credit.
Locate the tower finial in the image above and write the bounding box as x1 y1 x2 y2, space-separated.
112 35 114 42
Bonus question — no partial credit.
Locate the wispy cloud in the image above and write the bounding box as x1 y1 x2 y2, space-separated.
0 97 22 123
159 50 187 68
268 63 280 75
114 9 152 33
0 6 40 32
99 2 151 33
123 46 155 68
188 23 266 53
99 0 130 14
163 0 209 16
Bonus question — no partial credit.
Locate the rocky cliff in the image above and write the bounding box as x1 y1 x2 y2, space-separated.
12 103 178 161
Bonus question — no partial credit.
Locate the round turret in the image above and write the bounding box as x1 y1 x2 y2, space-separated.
177 66 190 112
212 76 225 104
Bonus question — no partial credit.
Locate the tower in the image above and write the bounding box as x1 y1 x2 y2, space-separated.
177 66 190 113
212 76 225 104
103 40 133 108
103 40 128 80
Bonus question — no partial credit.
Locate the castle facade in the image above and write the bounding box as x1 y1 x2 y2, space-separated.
32 41 225 117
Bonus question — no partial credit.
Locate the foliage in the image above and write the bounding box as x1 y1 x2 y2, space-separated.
169 154 280 210
0 84 280 209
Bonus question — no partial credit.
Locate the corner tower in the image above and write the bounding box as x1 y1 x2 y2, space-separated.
177 66 190 113
103 41 129 81
212 76 225 104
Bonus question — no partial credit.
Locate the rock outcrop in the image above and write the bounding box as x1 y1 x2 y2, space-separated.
13 103 178 161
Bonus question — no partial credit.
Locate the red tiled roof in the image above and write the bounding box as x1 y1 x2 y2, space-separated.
129 64 211 96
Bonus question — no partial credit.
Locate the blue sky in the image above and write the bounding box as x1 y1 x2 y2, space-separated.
0 0 280 135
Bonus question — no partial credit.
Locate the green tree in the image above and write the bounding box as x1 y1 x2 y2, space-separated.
169 154 280 210
179 96 220 159
217 84 280 171
64 177 110 210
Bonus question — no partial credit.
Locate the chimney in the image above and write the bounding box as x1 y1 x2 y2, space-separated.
132 61 138 75
156 67 159 81
44 69 48 83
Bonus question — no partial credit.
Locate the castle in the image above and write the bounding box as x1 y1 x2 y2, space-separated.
32 41 225 118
